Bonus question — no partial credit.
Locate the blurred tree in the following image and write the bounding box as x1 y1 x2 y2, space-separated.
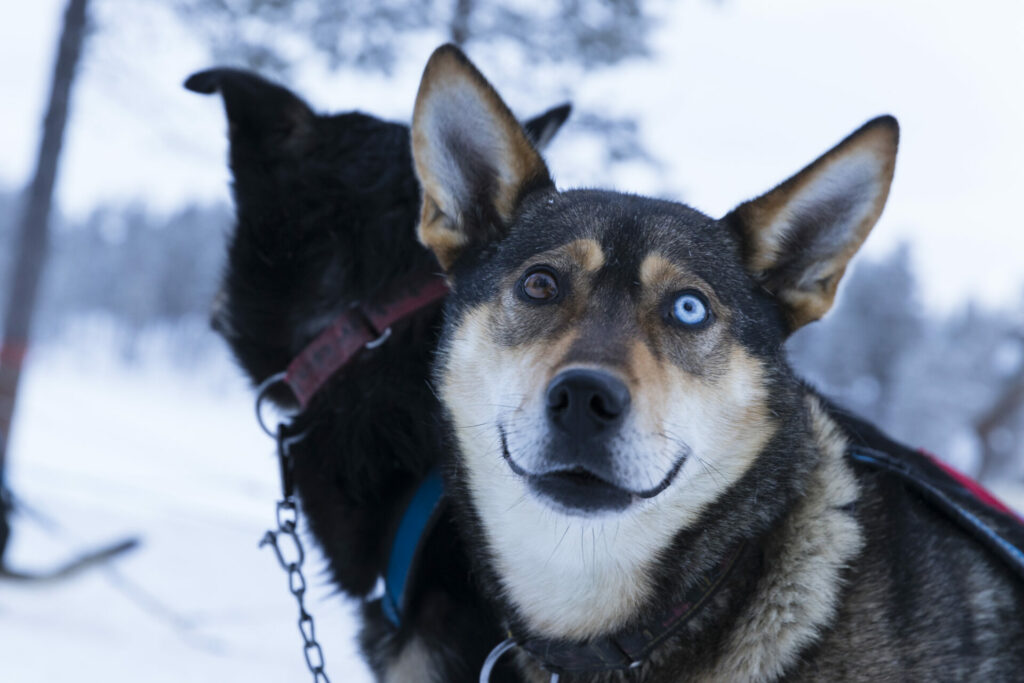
974 324 1024 481
788 244 922 426
0 0 90 565
171 0 661 169
885 302 1008 475
789 247 1024 482
34 202 229 351
173 0 652 76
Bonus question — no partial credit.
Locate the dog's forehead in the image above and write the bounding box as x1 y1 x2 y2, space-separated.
500 190 743 283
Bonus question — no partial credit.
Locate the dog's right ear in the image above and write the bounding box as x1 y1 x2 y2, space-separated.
184 68 313 149
412 45 554 271
724 116 899 331
524 103 572 151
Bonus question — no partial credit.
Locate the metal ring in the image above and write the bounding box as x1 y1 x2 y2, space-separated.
364 326 392 350
255 371 288 437
479 638 517 683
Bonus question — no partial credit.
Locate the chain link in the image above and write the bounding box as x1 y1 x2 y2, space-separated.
260 425 331 683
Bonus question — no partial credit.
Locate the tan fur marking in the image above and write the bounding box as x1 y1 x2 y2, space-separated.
565 238 605 273
779 270 845 330
697 396 863 682
416 194 468 271
626 339 668 402
639 252 677 291
636 252 727 331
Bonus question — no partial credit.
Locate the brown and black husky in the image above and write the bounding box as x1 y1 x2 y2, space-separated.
410 45 1024 682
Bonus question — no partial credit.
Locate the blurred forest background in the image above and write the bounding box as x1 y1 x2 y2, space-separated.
3 191 1021 482
1 0 1022 680
3 0 1022 484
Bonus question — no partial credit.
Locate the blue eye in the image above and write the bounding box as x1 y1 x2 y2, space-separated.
672 292 709 326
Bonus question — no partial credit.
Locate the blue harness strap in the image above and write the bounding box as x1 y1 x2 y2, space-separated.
382 468 445 627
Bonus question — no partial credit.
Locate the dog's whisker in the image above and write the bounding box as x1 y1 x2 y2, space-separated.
504 491 530 514
544 524 573 569
695 455 725 487
580 527 587 572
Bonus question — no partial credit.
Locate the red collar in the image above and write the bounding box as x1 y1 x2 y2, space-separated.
282 268 449 407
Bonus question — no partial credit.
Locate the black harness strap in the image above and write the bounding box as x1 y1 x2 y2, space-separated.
849 447 1024 581
516 542 748 675
829 402 1024 582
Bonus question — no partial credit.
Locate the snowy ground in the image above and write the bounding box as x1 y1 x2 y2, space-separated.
2 338 1022 683
1 341 373 683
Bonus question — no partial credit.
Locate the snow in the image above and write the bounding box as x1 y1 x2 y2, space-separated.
1 340 373 683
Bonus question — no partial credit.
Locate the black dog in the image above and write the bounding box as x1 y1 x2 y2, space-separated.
186 67 569 681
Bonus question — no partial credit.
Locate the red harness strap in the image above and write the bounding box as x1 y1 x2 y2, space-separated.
283 269 449 407
921 449 1023 523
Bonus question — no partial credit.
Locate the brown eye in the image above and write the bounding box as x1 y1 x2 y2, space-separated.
519 267 560 302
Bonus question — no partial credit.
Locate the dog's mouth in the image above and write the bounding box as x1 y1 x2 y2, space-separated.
499 426 687 514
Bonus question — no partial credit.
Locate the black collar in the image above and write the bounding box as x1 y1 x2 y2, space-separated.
515 541 748 676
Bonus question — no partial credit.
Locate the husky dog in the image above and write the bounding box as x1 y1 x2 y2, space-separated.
410 45 1024 682
185 67 569 681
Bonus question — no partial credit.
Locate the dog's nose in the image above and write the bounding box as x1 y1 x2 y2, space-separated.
546 368 630 439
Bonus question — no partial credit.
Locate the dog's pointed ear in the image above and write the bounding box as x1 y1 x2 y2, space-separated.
412 45 554 271
724 116 899 331
523 103 572 151
184 67 314 150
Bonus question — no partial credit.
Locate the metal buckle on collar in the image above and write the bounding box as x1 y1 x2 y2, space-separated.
348 300 393 351
480 638 560 683
364 326 392 349
255 371 289 437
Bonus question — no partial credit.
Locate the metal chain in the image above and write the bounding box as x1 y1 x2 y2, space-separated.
259 424 331 683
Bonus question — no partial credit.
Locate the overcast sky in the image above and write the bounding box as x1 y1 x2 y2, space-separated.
2 0 1022 311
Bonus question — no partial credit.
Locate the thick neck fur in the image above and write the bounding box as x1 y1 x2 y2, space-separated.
451 389 863 683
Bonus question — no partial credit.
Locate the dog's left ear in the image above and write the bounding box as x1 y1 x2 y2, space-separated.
524 103 572 151
724 116 899 331
412 45 554 271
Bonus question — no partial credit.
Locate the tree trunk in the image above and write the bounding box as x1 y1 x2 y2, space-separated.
0 0 89 562
975 367 1024 483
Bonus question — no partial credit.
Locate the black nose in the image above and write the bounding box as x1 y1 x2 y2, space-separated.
546 368 630 440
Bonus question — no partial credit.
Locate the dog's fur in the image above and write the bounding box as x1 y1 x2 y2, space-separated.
410 45 1024 682
185 67 570 681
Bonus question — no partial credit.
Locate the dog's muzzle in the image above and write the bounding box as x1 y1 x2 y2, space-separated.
500 367 689 514
502 369 633 514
